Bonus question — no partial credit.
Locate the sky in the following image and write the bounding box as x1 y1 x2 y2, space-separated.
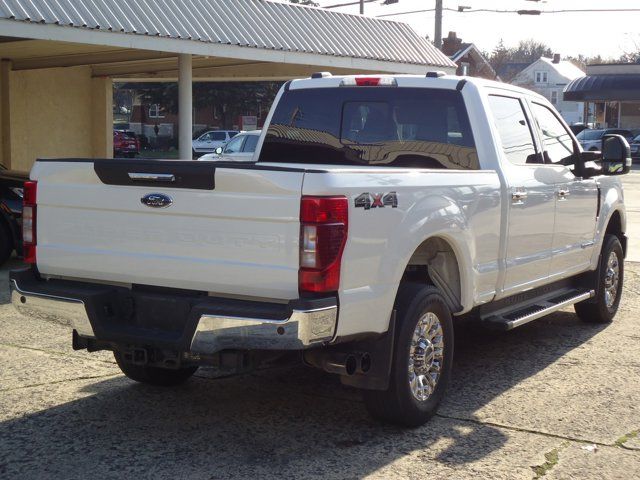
312 0 640 59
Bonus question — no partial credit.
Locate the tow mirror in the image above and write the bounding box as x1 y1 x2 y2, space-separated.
600 134 631 175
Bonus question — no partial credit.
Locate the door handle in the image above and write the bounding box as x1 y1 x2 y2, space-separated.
557 189 570 200
511 190 528 203
128 173 176 182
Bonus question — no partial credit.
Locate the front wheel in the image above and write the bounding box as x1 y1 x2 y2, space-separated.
114 352 198 386
363 284 454 427
575 234 624 323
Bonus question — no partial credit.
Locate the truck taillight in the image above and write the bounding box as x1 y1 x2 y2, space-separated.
299 196 348 294
22 181 37 264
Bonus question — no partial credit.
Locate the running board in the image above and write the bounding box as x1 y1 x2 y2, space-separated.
483 289 595 331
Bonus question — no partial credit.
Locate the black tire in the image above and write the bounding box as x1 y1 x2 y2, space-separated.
363 284 454 427
0 222 13 266
575 234 624 323
114 352 198 386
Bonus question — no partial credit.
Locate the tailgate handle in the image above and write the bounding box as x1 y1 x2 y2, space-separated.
128 173 176 182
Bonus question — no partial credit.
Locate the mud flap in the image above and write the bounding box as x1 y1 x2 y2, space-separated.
340 312 396 391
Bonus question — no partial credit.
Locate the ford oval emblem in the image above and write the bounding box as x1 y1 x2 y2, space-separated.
141 193 173 208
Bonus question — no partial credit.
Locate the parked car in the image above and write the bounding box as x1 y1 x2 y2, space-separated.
199 130 261 162
192 130 239 157
0 166 28 265
11 74 630 427
630 134 640 160
113 130 140 158
569 124 587 136
577 128 633 151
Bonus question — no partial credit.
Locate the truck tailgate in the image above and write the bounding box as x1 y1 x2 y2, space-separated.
31 160 303 300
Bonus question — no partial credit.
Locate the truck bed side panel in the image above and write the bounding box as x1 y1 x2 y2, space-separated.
302 169 502 338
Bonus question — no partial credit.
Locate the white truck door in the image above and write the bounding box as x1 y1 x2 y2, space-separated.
529 102 598 277
488 95 556 295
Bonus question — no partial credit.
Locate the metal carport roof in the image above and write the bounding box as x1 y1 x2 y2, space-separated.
564 74 640 102
0 0 456 72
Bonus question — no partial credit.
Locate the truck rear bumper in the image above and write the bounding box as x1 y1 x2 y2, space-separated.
10 268 337 354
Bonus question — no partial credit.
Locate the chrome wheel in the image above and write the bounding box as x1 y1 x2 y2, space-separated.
604 250 620 308
408 311 444 402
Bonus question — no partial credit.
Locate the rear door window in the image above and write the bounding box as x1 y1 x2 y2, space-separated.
259 87 478 169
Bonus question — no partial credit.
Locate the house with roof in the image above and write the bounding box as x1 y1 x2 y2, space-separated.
511 55 585 125
441 32 499 80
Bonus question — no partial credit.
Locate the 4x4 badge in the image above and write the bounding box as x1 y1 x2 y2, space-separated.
355 192 398 210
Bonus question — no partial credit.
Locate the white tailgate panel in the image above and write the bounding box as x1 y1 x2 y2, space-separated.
32 162 302 300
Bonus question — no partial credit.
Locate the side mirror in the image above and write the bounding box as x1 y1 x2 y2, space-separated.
600 134 631 175
215 146 224 155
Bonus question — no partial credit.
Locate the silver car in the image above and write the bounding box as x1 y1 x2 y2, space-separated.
192 130 239 156
577 128 633 151
199 130 261 162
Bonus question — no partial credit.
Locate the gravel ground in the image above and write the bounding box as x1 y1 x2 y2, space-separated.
2 173 640 479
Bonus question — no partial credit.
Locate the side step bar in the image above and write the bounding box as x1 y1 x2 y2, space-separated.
483 289 595 331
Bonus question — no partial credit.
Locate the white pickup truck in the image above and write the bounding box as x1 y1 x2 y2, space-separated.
11 74 630 427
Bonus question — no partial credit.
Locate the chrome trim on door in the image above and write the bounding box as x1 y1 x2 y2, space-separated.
511 190 528 204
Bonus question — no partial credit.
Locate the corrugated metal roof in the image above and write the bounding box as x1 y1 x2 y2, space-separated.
0 0 455 68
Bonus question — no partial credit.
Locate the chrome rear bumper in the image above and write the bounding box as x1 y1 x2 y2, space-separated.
11 279 95 337
190 306 337 354
10 270 337 353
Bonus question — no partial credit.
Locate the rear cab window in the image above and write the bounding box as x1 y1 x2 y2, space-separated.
259 87 479 169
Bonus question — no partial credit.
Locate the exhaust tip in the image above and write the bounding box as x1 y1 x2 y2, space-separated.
360 353 372 374
345 355 357 376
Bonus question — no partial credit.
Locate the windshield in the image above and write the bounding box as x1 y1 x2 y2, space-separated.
259 87 478 169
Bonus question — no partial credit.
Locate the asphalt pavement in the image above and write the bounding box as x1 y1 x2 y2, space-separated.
1 173 640 479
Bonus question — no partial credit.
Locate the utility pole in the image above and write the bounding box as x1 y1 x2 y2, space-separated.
434 0 443 49
360 0 364 14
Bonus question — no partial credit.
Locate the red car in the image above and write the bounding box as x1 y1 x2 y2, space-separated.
113 130 140 158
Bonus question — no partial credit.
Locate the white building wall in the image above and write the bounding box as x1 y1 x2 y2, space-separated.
512 58 585 125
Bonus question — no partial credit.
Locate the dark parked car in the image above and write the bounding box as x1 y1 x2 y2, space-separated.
0 166 29 265
630 134 640 160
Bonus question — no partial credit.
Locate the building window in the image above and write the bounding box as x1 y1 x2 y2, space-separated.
550 90 558 105
535 71 548 83
149 104 164 118
460 62 470 76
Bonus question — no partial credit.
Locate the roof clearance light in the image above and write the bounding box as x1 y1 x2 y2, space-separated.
340 76 398 87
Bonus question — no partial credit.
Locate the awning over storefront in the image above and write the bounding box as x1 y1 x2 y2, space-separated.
564 74 640 102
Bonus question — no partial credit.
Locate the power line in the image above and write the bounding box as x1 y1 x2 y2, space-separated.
323 0 376 9
376 7 640 18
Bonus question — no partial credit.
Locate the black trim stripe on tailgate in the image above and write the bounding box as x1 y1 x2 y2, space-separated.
36 159 328 177
93 159 215 190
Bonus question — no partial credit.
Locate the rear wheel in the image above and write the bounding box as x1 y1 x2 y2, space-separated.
363 284 454 427
575 234 624 323
114 352 198 386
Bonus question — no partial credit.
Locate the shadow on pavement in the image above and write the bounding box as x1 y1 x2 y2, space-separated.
0 306 607 479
